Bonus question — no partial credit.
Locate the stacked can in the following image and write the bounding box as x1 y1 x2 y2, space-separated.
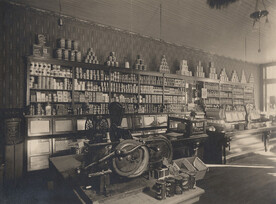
189 173 196 189
180 173 190 191
175 176 183 195
166 177 176 197
155 180 166 200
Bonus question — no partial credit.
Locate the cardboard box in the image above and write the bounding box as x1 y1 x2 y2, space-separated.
174 157 208 181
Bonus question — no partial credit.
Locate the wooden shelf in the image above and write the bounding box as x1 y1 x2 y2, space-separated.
30 88 72 91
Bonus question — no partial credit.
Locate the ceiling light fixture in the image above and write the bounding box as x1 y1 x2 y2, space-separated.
250 0 269 28
250 0 269 53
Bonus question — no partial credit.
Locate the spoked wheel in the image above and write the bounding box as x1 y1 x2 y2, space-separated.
112 140 149 178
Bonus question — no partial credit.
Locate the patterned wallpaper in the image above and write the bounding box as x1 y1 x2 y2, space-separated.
0 1 261 109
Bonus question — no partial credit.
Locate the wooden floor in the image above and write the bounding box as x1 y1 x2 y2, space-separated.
1 148 276 204
196 147 276 204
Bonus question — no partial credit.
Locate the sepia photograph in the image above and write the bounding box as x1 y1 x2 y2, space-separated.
0 0 276 203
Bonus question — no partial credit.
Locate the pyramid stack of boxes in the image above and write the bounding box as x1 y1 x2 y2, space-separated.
219 68 229 82
248 73 254 83
231 70 239 83
106 52 119 67
209 62 217 79
84 48 99 64
134 55 147 70
159 55 170 73
240 70 247 83
195 61 205 78
176 60 192 76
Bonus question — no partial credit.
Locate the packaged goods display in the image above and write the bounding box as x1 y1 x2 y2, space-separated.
159 55 170 74
111 94 138 104
134 55 147 70
110 72 138 83
56 38 81 62
140 95 162 104
27 56 254 117
207 90 219 97
195 61 205 78
29 103 72 116
248 73 254 83
140 75 163 85
231 70 239 82
205 82 219 91
209 62 217 79
75 67 109 81
106 52 119 67
140 85 163 94
164 78 185 87
164 87 185 95
139 104 163 113
219 68 229 82
84 48 99 64
176 60 192 76
240 70 247 83
164 104 186 113
164 96 185 104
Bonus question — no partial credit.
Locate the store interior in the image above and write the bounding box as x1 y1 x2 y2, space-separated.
1 0 276 203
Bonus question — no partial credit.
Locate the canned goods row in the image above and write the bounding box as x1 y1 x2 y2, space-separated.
110 82 138 93
55 49 82 62
154 174 196 200
75 68 108 81
29 62 72 78
57 38 79 50
110 72 138 83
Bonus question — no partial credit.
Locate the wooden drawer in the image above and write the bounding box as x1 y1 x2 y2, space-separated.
27 139 52 156
53 117 75 134
28 118 52 136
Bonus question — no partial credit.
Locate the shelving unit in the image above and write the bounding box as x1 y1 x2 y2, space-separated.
25 56 255 171
202 80 254 111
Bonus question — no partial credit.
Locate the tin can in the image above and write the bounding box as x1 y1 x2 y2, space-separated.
155 180 166 200
166 177 175 197
66 39 72 49
63 49 69 60
56 49 62 59
76 51 82 62
70 50 75 61
72 40 78 50
175 176 183 194
180 173 190 191
189 173 196 189
125 62 130 68
58 38 65 48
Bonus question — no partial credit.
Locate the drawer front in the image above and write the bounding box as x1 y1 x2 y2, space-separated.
53 118 75 134
28 118 52 136
27 139 52 156
28 155 49 171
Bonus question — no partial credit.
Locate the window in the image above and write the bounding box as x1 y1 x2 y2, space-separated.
263 65 276 112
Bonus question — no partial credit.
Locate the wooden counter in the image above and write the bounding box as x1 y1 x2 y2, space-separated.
49 154 205 204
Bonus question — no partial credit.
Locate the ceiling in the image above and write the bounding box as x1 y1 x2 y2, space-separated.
8 0 276 64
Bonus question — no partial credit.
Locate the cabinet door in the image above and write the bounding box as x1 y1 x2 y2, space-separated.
28 118 52 136
28 155 50 171
53 117 75 134
27 139 52 156
27 139 52 171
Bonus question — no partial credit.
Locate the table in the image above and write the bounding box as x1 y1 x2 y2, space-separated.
167 133 208 160
50 154 205 204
